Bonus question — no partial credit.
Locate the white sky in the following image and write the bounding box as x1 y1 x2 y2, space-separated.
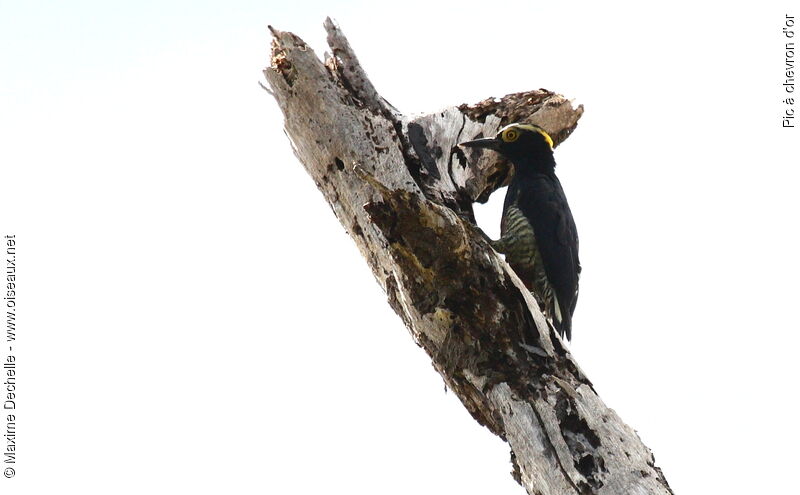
1 1 798 494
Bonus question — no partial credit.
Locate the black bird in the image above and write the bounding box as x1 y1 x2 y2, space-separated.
460 123 580 340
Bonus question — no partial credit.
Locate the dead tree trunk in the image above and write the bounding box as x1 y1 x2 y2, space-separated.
263 19 673 495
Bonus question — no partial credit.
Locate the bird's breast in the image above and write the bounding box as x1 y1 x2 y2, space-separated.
501 204 540 268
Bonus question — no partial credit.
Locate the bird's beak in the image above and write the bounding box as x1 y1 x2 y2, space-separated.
458 137 501 151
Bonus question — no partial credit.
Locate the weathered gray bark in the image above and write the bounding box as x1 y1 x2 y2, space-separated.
263 19 673 495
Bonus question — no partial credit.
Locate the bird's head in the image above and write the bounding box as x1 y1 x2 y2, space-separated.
460 123 555 167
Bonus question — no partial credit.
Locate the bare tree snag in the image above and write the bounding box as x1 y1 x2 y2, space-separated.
263 19 673 495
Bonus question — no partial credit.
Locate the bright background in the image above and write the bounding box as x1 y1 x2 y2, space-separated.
1 1 798 494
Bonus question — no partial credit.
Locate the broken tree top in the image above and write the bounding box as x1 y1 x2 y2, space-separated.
263 19 672 495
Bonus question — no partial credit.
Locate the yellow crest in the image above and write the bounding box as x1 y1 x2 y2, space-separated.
499 123 554 149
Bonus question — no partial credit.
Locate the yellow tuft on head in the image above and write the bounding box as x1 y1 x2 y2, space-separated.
500 123 554 149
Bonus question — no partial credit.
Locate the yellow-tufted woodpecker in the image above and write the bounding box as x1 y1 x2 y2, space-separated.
460 123 580 340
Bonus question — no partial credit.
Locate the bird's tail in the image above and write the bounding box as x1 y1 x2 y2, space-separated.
552 294 572 341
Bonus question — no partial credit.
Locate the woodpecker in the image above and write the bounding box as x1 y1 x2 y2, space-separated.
460 123 580 340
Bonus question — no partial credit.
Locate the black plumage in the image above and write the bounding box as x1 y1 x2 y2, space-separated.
460 123 580 340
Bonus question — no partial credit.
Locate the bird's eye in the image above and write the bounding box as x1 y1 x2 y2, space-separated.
501 128 520 143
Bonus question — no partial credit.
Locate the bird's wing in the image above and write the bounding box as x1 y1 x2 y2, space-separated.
516 175 581 319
